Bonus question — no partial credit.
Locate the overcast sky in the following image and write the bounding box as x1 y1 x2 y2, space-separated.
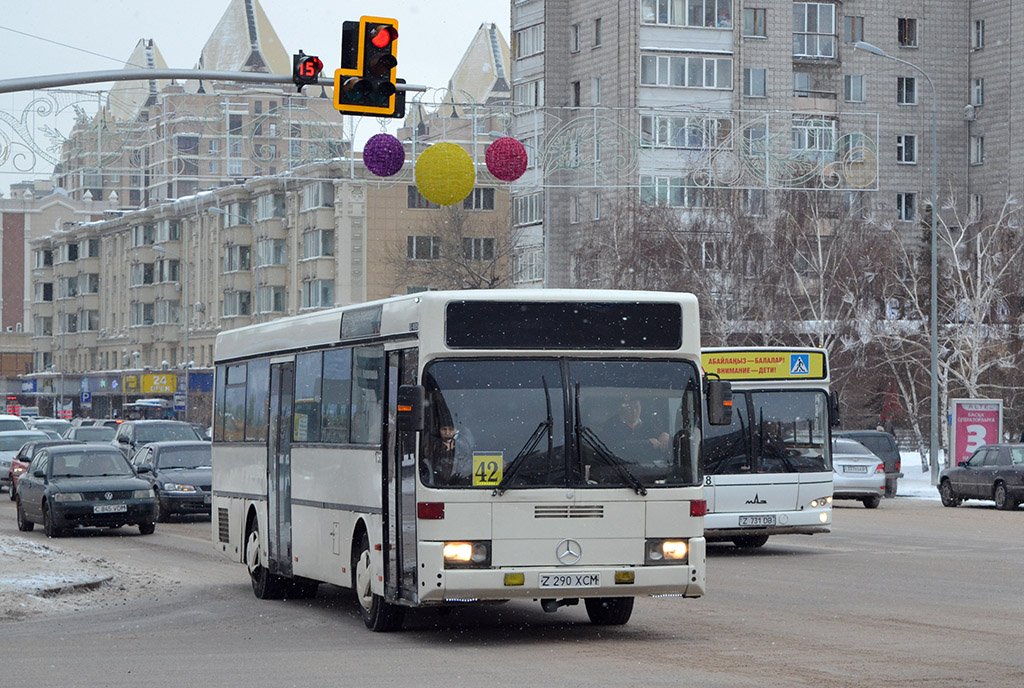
0 0 510 194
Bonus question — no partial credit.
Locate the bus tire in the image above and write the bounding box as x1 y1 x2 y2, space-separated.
732 534 769 548
584 597 634 625
245 518 287 600
352 531 405 632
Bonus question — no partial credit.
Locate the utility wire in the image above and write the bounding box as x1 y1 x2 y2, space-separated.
0 24 147 70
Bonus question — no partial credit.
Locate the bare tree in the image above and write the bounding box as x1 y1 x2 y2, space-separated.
387 204 515 292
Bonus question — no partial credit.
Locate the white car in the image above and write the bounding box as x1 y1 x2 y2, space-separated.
0 414 28 432
0 430 49 493
831 437 886 508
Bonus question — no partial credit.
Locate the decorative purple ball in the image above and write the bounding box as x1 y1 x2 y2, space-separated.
363 133 405 177
485 137 528 182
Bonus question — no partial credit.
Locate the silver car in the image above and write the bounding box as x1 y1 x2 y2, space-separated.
0 430 50 492
831 437 886 508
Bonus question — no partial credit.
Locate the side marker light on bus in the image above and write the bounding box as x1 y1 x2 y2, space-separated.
417 502 445 519
504 573 525 586
690 499 707 517
614 571 635 584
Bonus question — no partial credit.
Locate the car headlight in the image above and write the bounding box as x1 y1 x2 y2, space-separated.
645 538 688 565
53 492 84 503
12 465 27 476
443 541 491 568
133 489 153 499
161 483 197 493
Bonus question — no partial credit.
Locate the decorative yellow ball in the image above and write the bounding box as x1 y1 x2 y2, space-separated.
414 142 476 206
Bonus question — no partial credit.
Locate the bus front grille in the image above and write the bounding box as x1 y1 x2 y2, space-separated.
534 505 604 519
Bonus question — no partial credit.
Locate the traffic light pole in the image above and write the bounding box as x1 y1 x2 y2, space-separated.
0 69 425 95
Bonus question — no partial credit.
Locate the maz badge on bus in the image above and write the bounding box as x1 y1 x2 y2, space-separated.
472 452 503 487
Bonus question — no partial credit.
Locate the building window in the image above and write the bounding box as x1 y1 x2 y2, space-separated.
896 134 917 164
970 194 984 220
256 286 285 314
257 239 287 266
844 16 864 44
512 246 544 284
791 118 836 156
793 3 836 58
897 76 917 105
301 229 335 259
844 75 864 102
743 8 766 37
843 191 867 219
222 245 252 272
130 263 155 287
971 78 984 106
513 79 544 106
973 20 985 50
571 24 580 52
642 0 732 28
742 188 766 216
641 115 732 149
223 291 252 317
897 192 916 221
897 18 917 48
742 68 766 97
571 80 581 107
301 181 334 210
300 281 333 309
592 76 602 105
407 185 440 209
642 54 732 89
594 18 602 46
513 192 544 226
514 24 544 59
463 237 495 262
463 188 495 211
971 136 985 165
640 175 707 208
407 235 440 260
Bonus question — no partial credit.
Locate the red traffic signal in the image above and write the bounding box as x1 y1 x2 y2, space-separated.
334 16 404 118
292 51 323 93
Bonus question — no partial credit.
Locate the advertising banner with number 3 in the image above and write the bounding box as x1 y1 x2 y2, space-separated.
950 398 1003 467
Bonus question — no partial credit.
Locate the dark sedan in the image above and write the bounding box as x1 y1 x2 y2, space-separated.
130 441 212 521
16 444 157 536
939 443 1024 510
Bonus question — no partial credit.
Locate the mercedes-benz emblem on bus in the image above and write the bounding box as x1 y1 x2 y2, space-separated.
556 538 582 565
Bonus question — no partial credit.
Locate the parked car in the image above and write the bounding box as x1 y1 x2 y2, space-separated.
15 444 157 536
62 425 117 442
938 443 1024 510
27 418 73 436
834 429 903 497
7 439 82 500
130 441 212 521
0 430 50 494
111 420 202 457
831 437 886 508
0 414 29 432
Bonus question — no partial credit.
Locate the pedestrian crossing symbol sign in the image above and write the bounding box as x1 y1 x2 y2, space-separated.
790 354 810 376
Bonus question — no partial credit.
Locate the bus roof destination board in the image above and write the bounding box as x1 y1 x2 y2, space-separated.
702 348 827 381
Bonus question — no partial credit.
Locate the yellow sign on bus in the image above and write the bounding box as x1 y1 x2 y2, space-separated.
702 349 827 380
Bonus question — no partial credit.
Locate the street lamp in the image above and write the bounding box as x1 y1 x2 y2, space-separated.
153 244 190 421
855 41 940 484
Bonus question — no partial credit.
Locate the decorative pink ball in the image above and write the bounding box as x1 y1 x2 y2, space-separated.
363 133 405 177
485 137 528 182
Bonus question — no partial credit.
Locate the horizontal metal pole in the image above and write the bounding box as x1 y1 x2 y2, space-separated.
0 69 426 95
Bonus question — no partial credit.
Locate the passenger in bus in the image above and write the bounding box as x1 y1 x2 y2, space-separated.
600 396 670 461
760 421 797 472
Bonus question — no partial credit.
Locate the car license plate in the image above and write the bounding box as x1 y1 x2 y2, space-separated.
93 504 128 514
539 573 600 589
738 514 776 527
844 465 868 474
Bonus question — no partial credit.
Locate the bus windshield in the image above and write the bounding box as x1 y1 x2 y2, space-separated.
704 390 830 474
420 358 702 490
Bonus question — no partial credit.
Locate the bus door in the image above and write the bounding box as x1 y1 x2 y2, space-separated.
267 361 294 577
385 348 419 603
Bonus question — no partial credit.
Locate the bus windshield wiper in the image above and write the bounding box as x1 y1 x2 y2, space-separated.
493 377 553 496
574 383 647 496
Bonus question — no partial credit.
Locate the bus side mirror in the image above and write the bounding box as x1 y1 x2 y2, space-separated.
706 378 733 426
830 391 841 427
397 385 426 432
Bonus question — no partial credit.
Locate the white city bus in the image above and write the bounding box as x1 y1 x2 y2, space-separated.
701 347 837 548
212 290 731 631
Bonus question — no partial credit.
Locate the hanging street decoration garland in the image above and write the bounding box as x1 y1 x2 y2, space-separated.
484 136 528 182
362 133 406 177
414 142 476 206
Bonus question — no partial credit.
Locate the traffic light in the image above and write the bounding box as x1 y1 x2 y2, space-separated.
334 16 405 118
292 51 324 93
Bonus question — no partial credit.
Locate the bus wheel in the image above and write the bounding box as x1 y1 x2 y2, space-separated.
352 531 405 632
732 534 769 548
584 597 634 625
245 519 286 600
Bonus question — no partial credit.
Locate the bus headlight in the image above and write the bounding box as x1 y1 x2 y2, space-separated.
443 541 491 568
645 539 688 565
